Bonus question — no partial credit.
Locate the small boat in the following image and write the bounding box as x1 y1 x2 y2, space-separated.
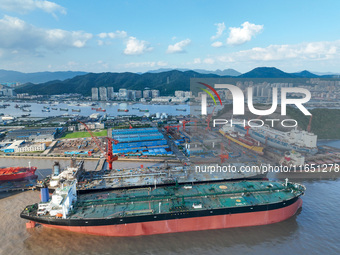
118 109 129 112
72 109 81 112
42 109 50 112
0 167 37 181
139 109 149 112
60 108 69 111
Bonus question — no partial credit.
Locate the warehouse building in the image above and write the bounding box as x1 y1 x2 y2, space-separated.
5 127 58 142
111 128 173 156
0 140 46 153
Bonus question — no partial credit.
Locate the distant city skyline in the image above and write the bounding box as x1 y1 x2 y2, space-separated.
0 0 340 73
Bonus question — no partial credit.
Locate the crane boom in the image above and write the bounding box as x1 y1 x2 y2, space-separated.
78 121 106 155
78 121 119 170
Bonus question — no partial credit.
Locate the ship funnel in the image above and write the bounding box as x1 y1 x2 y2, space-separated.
70 157 76 168
53 162 60 176
41 187 49 202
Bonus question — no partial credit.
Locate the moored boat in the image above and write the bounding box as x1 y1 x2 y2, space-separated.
21 179 305 236
220 126 264 155
0 167 37 181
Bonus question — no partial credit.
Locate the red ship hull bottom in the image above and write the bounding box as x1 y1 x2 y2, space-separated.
40 198 303 237
0 171 37 181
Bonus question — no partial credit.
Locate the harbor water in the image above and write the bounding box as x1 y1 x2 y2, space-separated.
0 102 190 118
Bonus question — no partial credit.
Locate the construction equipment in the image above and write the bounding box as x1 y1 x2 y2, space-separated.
205 107 215 131
307 115 313 132
164 125 181 133
182 120 198 132
219 143 229 163
78 121 119 170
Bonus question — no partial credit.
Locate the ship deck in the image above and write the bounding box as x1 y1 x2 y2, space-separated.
73 164 263 191
65 180 304 220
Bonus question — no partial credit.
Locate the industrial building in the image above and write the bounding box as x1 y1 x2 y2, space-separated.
78 122 104 131
5 127 58 142
0 140 46 153
111 128 173 156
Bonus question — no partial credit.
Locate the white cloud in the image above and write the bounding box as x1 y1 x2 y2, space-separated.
157 61 168 66
211 41 223 48
123 36 153 55
203 40 340 69
124 61 168 68
0 15 92 51
227 21 263 46
193 58 201 64
166 39 191 53
233 41 340 61
98 30 127 39
203 58 215 64
211 22 226 40
0 0 66 16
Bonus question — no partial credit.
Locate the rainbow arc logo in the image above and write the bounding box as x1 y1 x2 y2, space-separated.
198 82 223 106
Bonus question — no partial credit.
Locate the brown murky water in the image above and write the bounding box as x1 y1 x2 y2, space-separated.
1 158 340 255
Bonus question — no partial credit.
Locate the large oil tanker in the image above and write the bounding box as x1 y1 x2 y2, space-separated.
36 160 265 194
21 179 305 236
0 167 37 181
234 123 318 155
219 125 264 155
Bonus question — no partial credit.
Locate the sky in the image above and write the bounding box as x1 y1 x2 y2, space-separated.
1 0 340 74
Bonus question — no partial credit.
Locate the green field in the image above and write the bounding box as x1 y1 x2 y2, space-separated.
61 130 107 139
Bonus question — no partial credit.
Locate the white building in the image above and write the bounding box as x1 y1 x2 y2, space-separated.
135 90 142 99
89 113 101 119
15 142 46 153
77 122 104 130
175 91 185 97
184 91 192 97
0 88 15 97
119 88 128 100
107 87 114 100
91 88 99 101
99 87 108 101
151 90 160 98
151 96 172 102
171 97 189 103
143 90 151 98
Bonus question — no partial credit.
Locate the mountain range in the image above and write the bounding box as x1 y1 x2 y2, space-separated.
146 68 241 76
12 67 340 96
0 70 87 84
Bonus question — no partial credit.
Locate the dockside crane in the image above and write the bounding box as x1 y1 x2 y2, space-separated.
219 143 229 163
307 115 313 132
205 107 216 131
182 120 198 132
78 121 119 170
